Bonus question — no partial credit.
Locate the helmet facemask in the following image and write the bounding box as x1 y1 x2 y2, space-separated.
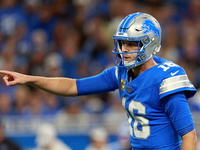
112 36 152 69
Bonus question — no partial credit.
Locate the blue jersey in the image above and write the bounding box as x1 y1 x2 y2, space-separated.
76 56 196 149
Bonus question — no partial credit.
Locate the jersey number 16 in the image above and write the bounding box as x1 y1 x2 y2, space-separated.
122 97 150 139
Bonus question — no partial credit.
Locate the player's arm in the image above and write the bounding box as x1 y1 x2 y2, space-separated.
161 92 197 150
0 70 78 96
0 67 118 96
181 129 197 150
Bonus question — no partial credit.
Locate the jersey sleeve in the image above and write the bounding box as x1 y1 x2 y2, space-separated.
76 66 118 96
159 65 196 100
161 91 195 136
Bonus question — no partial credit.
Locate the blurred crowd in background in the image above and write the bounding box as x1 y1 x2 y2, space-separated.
0 0 200 149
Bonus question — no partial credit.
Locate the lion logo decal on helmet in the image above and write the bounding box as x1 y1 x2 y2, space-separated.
142 20 160 40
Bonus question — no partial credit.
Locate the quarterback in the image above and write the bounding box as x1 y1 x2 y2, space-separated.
0 12 197 150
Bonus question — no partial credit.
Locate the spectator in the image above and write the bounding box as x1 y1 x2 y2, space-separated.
0 122 21 150
85 127 111 150
109 122 132 150
0 93 13 116
34 123 72 150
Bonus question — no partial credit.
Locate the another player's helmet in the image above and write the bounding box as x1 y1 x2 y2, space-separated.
112 12 161 69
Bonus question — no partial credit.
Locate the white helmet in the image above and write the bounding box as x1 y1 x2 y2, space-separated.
112 12 161 69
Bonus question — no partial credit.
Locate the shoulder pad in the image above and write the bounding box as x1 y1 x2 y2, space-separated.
158 61 196 99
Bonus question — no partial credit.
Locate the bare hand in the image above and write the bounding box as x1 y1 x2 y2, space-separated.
0 70 29 86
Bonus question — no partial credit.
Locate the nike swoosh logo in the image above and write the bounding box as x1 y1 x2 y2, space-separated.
171 70 179 76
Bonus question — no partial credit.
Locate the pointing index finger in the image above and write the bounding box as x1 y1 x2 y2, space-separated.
0 70 13 75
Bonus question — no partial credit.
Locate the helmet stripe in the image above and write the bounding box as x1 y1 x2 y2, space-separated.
119 15 132 32
119 12 143 33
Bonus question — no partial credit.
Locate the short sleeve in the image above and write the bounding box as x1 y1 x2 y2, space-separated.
159 67 196 100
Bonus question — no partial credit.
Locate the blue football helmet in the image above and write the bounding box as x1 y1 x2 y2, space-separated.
112 12 161 69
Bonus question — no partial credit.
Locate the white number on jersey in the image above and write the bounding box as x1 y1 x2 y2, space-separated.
158 62 177 72
122 97 150 139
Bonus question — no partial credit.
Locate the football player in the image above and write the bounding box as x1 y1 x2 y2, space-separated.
0 12 197 150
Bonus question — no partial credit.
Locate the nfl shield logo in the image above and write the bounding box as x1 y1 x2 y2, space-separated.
127 86 131 93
